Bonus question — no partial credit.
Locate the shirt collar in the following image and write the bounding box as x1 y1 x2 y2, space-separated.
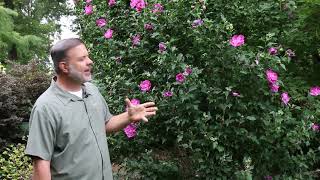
50 77 93 105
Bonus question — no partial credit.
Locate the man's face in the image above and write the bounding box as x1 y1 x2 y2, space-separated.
64 44 93 83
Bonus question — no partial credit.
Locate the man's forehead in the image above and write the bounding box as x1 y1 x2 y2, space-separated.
66 44 88 57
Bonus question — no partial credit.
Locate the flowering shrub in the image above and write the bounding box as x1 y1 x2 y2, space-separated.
75 0 320 178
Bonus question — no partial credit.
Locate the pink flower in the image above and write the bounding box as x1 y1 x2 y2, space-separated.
311 123 320 132
310 86 320 96
152 3 164 13
144 23 154 31
269 83 279 93
266 69 278 84
159 42 166 53
125 98 140 111
281 92 290 105
230 34 245 47
131 34 141 46
86 0 92 3
108 0 116 7
176 73 185 83
268 47 277 55
192 19 204 27
139 80 151 92
130 0 147 12
183 67 192 76
104 29 113 39
124 123 137 138
232 92 240 97
163 91 173 97
96 18 107 27
84 4 93 15
130 98 140 106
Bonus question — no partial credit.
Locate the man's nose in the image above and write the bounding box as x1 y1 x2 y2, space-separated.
87 57 94 65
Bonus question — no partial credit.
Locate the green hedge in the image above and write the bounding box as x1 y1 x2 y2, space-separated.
75 0 320 178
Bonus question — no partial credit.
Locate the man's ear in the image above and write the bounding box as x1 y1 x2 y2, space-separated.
59 61 69 74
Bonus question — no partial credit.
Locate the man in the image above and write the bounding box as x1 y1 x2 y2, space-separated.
25 38 158 180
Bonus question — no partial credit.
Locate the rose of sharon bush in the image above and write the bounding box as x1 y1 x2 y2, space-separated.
76 0 320 179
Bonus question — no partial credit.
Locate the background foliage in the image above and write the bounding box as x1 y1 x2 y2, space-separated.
0 61 51 150
75 0 320 179
0 0 71 64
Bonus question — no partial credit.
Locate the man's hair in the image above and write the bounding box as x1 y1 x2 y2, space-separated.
50 38 84 74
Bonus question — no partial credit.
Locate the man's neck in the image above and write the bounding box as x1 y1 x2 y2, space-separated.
55 75 82 92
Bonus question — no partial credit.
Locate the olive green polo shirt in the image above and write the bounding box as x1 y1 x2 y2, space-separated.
26 79 113 180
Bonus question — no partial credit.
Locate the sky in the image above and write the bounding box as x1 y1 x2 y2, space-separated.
53 0 79 44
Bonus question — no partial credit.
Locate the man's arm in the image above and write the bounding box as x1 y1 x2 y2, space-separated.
32 157 51 180
105 98 158 133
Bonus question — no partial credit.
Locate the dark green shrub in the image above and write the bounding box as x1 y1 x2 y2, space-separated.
0 61 51 149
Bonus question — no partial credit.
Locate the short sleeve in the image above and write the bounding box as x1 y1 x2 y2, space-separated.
101 96 113 123
25 105 56 161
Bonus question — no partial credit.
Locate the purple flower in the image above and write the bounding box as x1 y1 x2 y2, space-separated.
230 34 245 47
176 73 185 83
144 23 154 31
281 92 290 105
163 91 173 97
269 83 279 93
232 92 240 97
192 19 204 27
266 69 278 84
286 49 295 57
159 42 166 53
96 18 107 27
104 29 113 39
311 123 320 132
310 86 320 96
84 4 93 15
139 80 151 92
183 67 192 76
108 0 116 7
130 98 140 106
268 47 277 55
152 3 164 13
131 34 141 46
124 123 137 138
130 0 147 12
